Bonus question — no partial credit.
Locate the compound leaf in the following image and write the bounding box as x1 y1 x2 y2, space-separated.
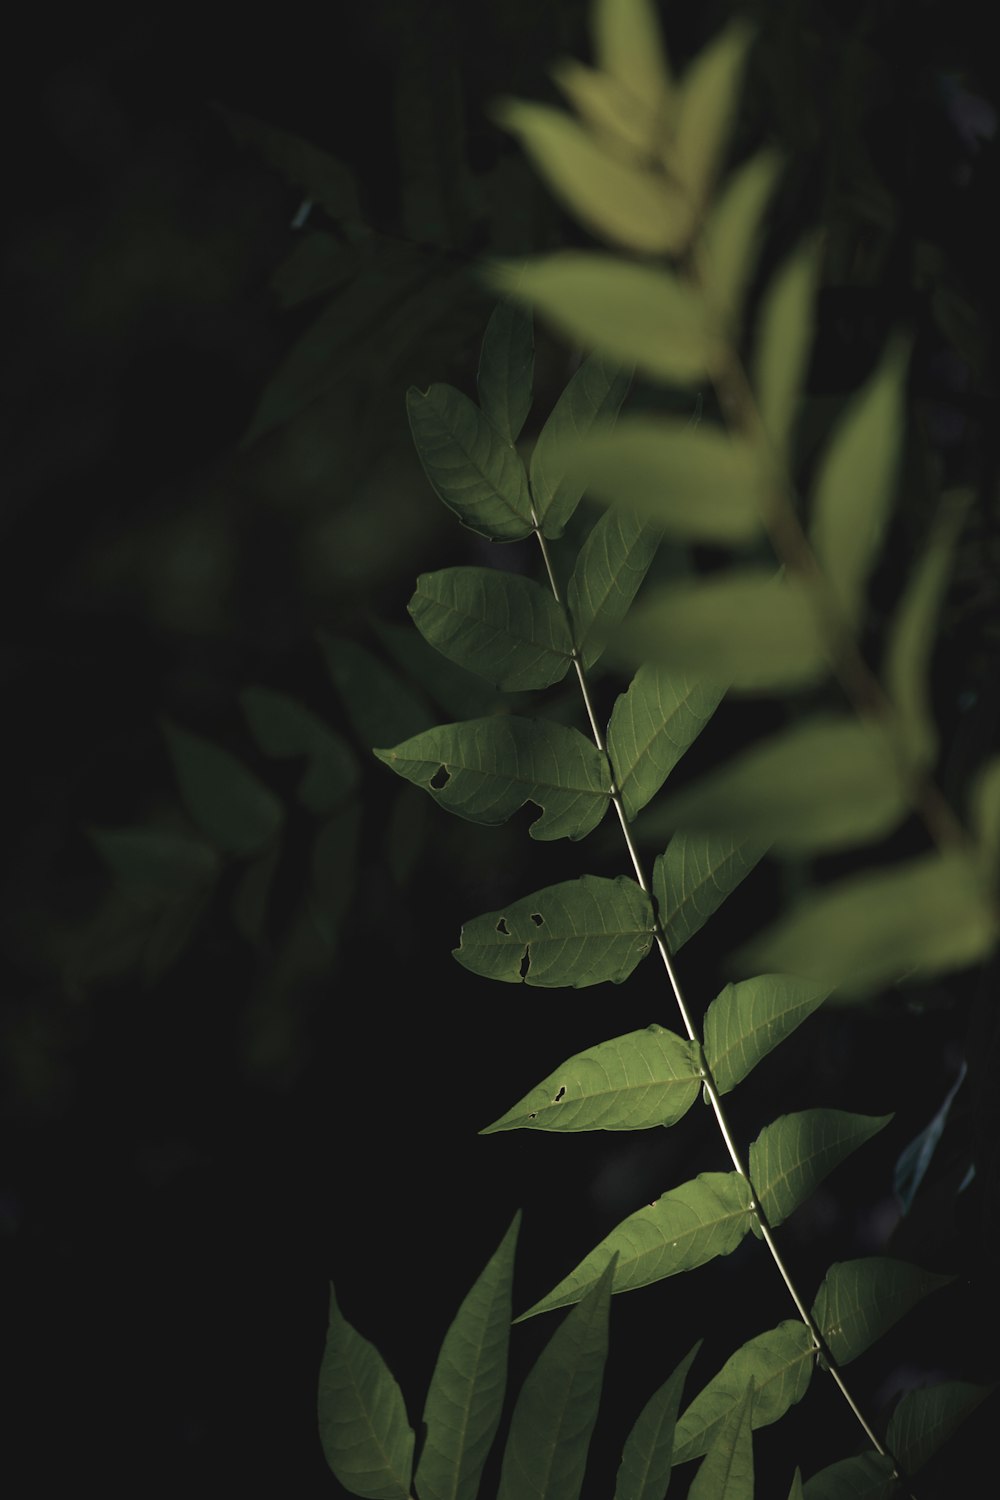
672 1321 814 1466
408 568 573 691
750 1111 892 1227
457 875 655 990
407 382 532 541
609 667 725 821
477 299 534 444
703 975 829 1097
374 718 611 841
615 1341 702 1500
481 1020 699 1133
568 509 659 668
811 1259 953 1366
530 351 633 538
653 831 771 954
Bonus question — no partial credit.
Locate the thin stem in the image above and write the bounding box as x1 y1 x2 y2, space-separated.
531 507 913 1494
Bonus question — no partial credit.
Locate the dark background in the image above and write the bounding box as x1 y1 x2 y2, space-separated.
3 2 1000 1494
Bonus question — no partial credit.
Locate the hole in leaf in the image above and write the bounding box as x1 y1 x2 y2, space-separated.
430 765 450 790
496 918 510 935
553 1085 566 1103
530 912 544 926
519 948 530 979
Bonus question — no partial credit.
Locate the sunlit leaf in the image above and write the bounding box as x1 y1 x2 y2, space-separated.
703 975 829 1097
161 721 284 857
811 1258 953 1366
240 686 359 815
884 488 971 769
752 236 822 464
671 20 756 209
408 568 573 691
490 253 722 386
557 419 766 542
318 1284 414 1500
971 752 1000 886
810 335 910 626
653 832 771 954
801 1452 897 1499
568 509 659 668
415 1213 520 1500
406 382 533 541
591 0 677 129
886 1380 993 1475
551 59 661 160
319 634 433 748
750 1111 891 1227
477 299 534 444
374 717 611 841
614 1341 702 1500
608 666 725 821
741 851 998 995
497 1258 615 1500
702 150 783 333
652 717 906 853
688 1381 755 1500
493 100 694 254
531 351 633 538
672 1321 814 1465
516 1173 754 1320
457 875 656 990
481 1020 698 1132
618 569 826 692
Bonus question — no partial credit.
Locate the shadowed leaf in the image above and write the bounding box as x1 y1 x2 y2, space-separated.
688 1381 755 1500
407 382 533 541
477 299 534 444
671 20 755 208
801 1452 896 1499
812 1258 953 1366
615 1341 702 1500
750 1111 891 1227
609 667 725 821
568 510 659 668
240 686 359 815
161 721 284 857
653 832 771 953
703 975 829 1097
320 634 433 747
409 568 572 691
886 1380 994 1475
530 351 633 537
673 1321 814 1465
752 236 822 464
972 752 1000 885
702 150 783 333
318 1285 414 1500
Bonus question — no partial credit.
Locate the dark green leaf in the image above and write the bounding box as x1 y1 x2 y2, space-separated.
608 666 725 821
230 842 280 946
801 1452 897 1499
517 1173 754 1320
688 1380 755 1500
750 1111 891 1227
319 634 433 748
415 1213 520 1500
614 1341 702 1500
374 717 611 841
457 875 655 990
672 1321 814 1466
481 1019 698 1132
241 686 359 815
703 975 829 1097
372 619 505 722
216 104 362 220
568 509 659 668
653 832 771 954
408 567 572 691
496 1258 615 1500
477 300 534 444
161 721 284 857
787 1468 805 1500
530 351 633 538
811 1259 953 1366
886 1380 993 1474
309 802 363 950
318 1284 414 1500
406 382 533 541
89 827 219 907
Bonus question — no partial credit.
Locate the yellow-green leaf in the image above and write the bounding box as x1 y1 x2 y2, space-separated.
591 0 677 129
750 1110 891 1227
702 150 783 333
550 59 660 160
670 20 756 209
752 236 822 465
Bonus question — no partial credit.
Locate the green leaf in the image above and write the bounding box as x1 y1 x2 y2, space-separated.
320 634 433 748
477 299 534 444
415 1213 520 1500
457 875 655 990
490 253 722 387
89 827 219 907
886 1380 993 1474
811 1258 953 1366
516 1173 754 1321
406 382 533 541
671 20 755 209
809 335 910 626
216 104 362 221
372 619 504 722
374 717 611 841
672 1321 814 1466
608 667 725 821
591 0 677 129
318 1284 414 1500
702 975 829 1097
408 567 572 691
619 569 826 692
752 236 822 464
741 851 998 995
688 1380 755 1500
551 59 662 161
884 487 971 769
702 150 783 333
240 686 359 815
750 1111 891 1227
492 100 695 254
481 1020 699 1133
652 717 907 853
787 1469 805 1500
496 1257 615 1500
557 419 767 543
971 752 1000 885
801 1452 897 1499
653 831 771 954
530 351 633 537
568 509 659 668
614 1341 702 1500
161 721 284 857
